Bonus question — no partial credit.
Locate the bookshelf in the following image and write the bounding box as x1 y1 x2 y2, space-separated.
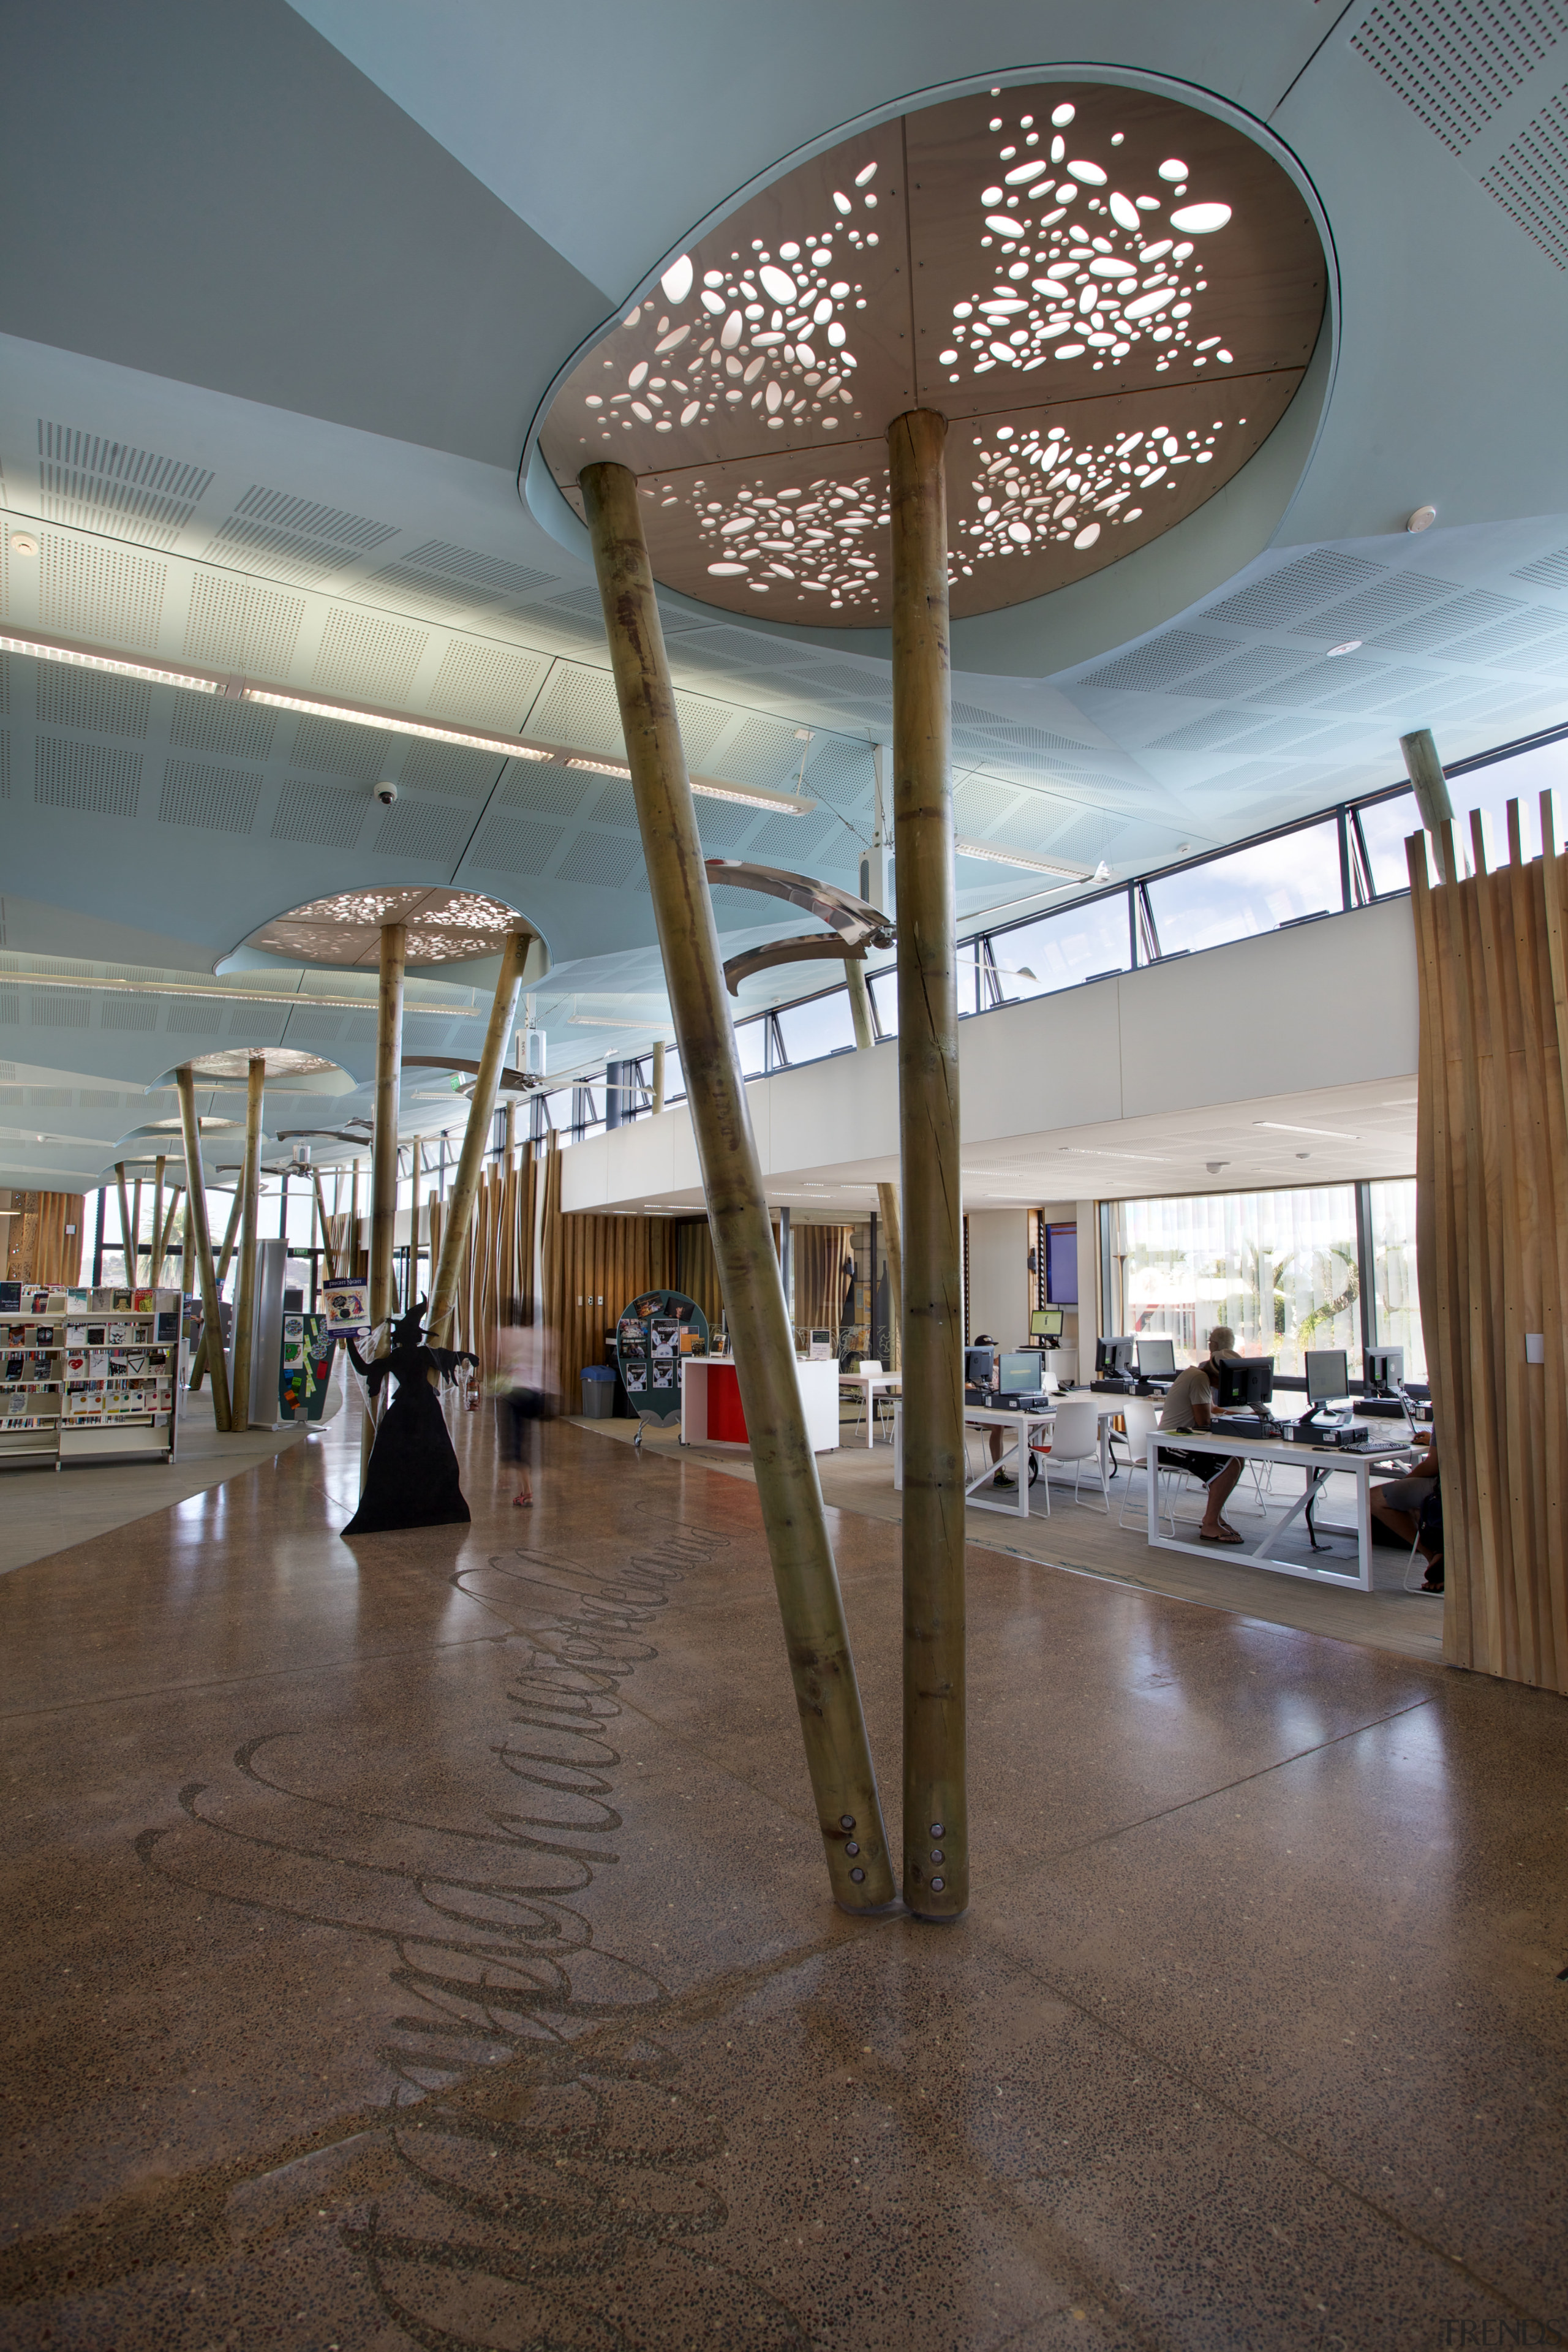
1 1284 184 1469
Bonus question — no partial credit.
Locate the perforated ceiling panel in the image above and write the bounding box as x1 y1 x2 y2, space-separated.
39 535 166 647
168 695 277 761
396 741 504 799
1294 572 1462 639
310 609 428 704
1202 551 1387 630
372 798 473 864
36 422 213 549
1482 88 1568 263
1080 631 1232 694
498 759 583 817
183 572 306 679
1352 0 1565 146
36 666 150 738
366 540 555 616
469 813 567 872
555 832 644 890
289 714 392 780
427 639 550 731
1513 541 1568 587
270 778 366 848
202 488 399 589
157 758 262 835
527 666 625 753
34 736 141 817
1164 645 1316 700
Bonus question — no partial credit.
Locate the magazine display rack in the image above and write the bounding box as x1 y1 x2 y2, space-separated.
0 1284 184 1469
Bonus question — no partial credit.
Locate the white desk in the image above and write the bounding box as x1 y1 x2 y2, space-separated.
892 1400 1057 1519
680 1355 842 1452
839 1370 901 1446
1146 1422 1428 1590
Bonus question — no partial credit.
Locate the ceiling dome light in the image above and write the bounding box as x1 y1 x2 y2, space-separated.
1325 639 1362 657
1407 504 1437 533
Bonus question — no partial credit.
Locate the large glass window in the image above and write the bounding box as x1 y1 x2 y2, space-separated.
1117 1184 1361 1376
662 1047 685 1102
1144 820 1343 958
1368 1176 1425 1382
735 1016 770 1077
867 968 898 1037
1355 792 1420 897
775 987 858 1065
990 892 1132 1001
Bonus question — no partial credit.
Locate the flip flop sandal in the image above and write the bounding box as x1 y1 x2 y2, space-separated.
1199 1527 1245 1544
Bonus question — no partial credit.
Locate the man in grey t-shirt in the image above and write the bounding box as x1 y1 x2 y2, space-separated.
1156 1326 1245 1543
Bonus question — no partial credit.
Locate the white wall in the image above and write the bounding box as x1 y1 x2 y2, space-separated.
966 1208 1028 1344
561 896 1418 1213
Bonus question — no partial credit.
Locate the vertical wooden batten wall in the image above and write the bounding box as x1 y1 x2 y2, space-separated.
1407 796 1568 1694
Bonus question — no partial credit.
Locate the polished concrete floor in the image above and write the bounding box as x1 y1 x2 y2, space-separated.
1 1401 1564 2350
583 1413 1447 1665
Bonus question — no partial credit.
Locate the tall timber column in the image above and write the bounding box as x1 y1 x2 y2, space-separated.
889 408 967 1922
364 921 407 1479
176 1066 230 1431
229 1057 266 1428
428 931 530 1342
581 458 892 1912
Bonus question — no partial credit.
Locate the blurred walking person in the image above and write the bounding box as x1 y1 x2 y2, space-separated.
492 1305 557 1508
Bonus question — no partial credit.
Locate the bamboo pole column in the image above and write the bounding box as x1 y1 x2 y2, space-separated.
364 921 407 1479
115 1164 133 1287
130 1176 144 1290
652 1038 666 1114
311 1167 339 1280
147 1156 165 1293
889 407 967 1922
579 457 893 1912
176 1068 231 1431
229 1058 266 1429
428 932 532 1341
188 1182 245 1391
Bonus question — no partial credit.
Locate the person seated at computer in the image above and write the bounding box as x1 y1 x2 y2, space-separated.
1156 1325 1246 1544
967 1334 1014 1486
1370 1443 1440 1589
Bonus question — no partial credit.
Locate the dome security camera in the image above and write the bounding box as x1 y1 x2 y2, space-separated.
375 780 398 806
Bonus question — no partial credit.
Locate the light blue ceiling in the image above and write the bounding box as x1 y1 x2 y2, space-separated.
2 0 1567 1189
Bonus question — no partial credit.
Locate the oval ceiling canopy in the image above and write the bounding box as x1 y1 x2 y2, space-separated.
540 81 1325 627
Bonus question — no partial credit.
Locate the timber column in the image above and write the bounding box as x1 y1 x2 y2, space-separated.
580 458 892 1912
428 930 531 1341
229 1057 266 1428
364 921 407 1477
889 408 967 1921
175 1067 231 1431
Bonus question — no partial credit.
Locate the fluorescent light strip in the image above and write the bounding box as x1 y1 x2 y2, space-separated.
1254 1120 1361 1140
0 970 483 1016
954 837 1097 878
7 628 812 812
0 631 222 695
240 687 553 762
692 776 812 814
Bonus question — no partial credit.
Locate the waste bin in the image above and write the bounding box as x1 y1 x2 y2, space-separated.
580 1365 617 1419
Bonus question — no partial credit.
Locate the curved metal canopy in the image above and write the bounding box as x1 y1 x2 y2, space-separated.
704 859 894 948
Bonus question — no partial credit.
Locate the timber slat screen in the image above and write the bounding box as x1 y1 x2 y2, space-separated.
1407 795 1568 1696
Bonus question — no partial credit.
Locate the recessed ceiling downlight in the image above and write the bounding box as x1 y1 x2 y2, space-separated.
1326 639 1362 657
1407 505 1437 533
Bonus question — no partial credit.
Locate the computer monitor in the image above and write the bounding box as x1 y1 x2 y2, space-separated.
1305 1349 1351 1409
964 1344 997 1390
1218 1356 1274 1412
1136 1336 1176 1380
1029 1306 1065 1341
1363 1347 1404 1394
1095 1336 1134 1378
998 1350 1041 1392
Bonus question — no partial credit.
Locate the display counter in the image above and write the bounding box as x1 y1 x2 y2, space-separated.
680 1356 841 1452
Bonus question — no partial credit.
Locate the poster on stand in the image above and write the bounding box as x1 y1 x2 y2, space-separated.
610 1288 710 1431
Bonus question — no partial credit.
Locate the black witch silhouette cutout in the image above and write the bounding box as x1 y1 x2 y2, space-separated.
341 1299 477 1538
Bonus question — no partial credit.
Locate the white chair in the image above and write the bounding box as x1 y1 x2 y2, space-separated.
1034 1395 1110 1510
1114 1396 1179 1533
840 1360 882 1440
